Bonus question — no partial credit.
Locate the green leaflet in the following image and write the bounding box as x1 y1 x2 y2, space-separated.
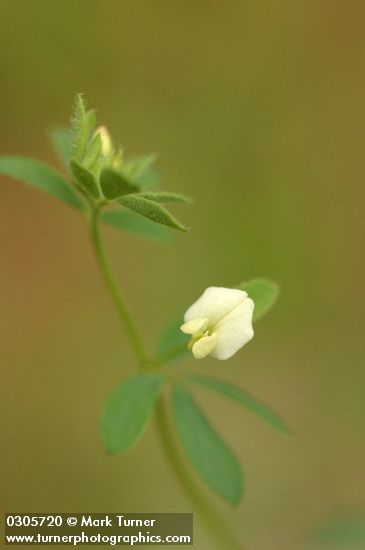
172 384 243 505
122 154 157 181
156 310 190 364
69 158 100 199
101 373 164 454
136 163 161 189
122 155 161 189
49 127 73 168
120 195 188 232
238 278 279 321
70 94 98 166
70 93 89 161
100 167 140 199
0 156 81 208
83 133 102 172
187 374 291 434
101 208 172 243
138 191 192 204
85 109 96 138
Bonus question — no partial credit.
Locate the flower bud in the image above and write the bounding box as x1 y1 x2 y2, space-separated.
94 125 113 156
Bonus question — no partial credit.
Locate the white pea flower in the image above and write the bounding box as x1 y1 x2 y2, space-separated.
180 287 254 360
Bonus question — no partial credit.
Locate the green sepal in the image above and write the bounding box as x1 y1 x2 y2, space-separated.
172 384 244 505
137 191 192 204
101 373 164 454
187 374 291 434
69 158 100 199
0 156 82 208
100 167 140 199
119 195 188 232
238 278 279 321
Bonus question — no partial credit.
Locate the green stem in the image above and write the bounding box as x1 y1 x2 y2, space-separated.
89 206 148 367
156 394 244 550
89 207 244 550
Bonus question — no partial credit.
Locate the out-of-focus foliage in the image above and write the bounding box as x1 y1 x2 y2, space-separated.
309 511 365 546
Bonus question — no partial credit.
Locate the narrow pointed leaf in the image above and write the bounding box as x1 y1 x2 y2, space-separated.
172 384 243 505
136 163 161 189
102 373 164 454
120 195 188 232
138 191 192 204
69 158 100 199
187 374 291 434
85 109 96 136
71 93 88 161
49 127 73 168
122 155 161 189
123 154 157 181
101 208 172 243
156 310 190 364
83 133 102 170
0 156 81 208
238 278 279 321
100 167 140 199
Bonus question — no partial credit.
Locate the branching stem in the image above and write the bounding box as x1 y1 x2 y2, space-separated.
89 207 244 550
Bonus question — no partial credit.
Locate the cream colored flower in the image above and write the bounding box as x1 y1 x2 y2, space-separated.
181 287 254 360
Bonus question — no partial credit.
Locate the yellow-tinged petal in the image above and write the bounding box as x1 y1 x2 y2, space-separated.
192 333 218 359
211 297 254 360
180 317 209 335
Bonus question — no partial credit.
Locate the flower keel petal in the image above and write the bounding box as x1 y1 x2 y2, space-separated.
192 333 218 359
180 318 209 335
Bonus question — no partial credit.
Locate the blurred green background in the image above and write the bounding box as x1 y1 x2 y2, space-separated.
1 1 364 548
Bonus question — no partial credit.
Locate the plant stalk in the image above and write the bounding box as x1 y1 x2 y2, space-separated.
89 206 148 367
156 394 244 549
89 208 244 550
